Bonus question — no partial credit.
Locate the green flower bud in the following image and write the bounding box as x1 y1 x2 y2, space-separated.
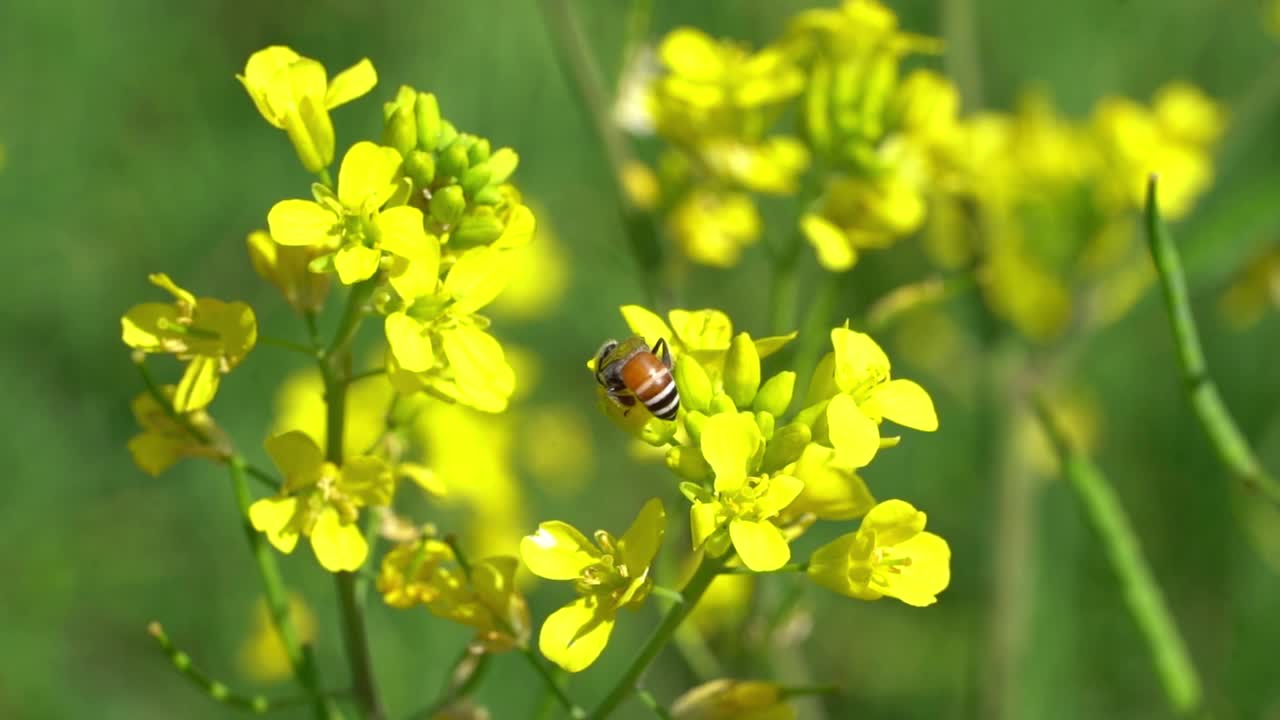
467 138 491 165
405 150 436 187
438 142 470 180
674 354 712 413
723 332 761 408
640 416 678 446
307 252 337 274
792 398 828 430
487 148 519 184
436 119 459 150
384 87 419 156
754 411 775 440
761 423 811 474
472 185 505 206
415 92 441 151
754 371 796 417
666 446 713 482
683 410 708 445
451 213 505 248
430 185 466 226
460 162 493 197
710 392 738 416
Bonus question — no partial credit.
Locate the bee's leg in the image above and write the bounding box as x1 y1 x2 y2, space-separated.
654 337 673 369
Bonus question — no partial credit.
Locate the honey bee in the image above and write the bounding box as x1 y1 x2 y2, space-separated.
594 336 679 421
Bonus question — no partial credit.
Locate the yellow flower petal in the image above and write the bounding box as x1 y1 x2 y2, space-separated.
729 519 790 571
324 58 377 109
700 413 761 494
690 501 724 550
249 497 300 554
863 378 938 431
399 462 446 497
127 433 184 477
755 474 803 519
830 328 891 394
806 532 869 598
238 46 302 126
268 199 337 247
375 206 433 262
121 302 180 350
444 247 510 314
333 244 381 285
538 596 616 672
801 213 856 271
337 141 402 210
289 94 334 173
861 499 927 546
386 252 439 301
620 305 675 353
659 27 725 82
668 309 733 352
340 456 394 507
826 394 879 468
520 521 600 580
310 507 368 572
882 531 950 607
440 325 515 413
617 498 665 577
264 430 324 485
385 312 434 372
173 355 221 412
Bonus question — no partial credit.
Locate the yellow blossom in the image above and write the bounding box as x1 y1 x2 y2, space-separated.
237 46 376 172
808 499 950 606
127 387 225 476
248 430 393 572
121 274 257 412
668 190 762 268
245 230 330 313
520 499 666 671
617 305 796 386
671 679 795 720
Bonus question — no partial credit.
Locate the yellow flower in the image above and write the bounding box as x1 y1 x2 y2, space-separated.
1219 245 1280 329
248 430 393 572
237 594 316 682
671 679 795 720
807 498 950 606
267 141 438 286
780 443 875 522
617 305 796 386
800 163 928 271
810 327 937 468
488 203 569 319
520 498 666 671
245 230 330 313
237 46 376 172
121 274 257 412
379 539 531 652
272 365 393 459
127 387 225 476
668 190 762 268
684 413 803 572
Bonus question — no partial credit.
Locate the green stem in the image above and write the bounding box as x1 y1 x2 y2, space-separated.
718 562 806 575
242 463 283 492
1144 176 1280 505
635 688 673 720
1035 399 1204 716
229 458 339 720
320 278 385 720
408 647 490 720
587 554 725 720
258 334 320 357
536 0 664 305
791 273 842 405
941 0 984 110
148 622 320 714
769 250 799 337
779 684 840 699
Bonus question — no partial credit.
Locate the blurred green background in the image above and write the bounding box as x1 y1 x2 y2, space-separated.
3 0 1279 718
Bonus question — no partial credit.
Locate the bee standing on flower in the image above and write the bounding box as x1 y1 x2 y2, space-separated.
594 336 680 420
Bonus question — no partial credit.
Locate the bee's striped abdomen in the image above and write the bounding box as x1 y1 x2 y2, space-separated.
621 351 680 420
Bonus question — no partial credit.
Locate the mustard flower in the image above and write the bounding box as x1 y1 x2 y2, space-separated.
377 538 531 652
619 305 796 385
248 430 393 572
520 498 666 671
780 443 875 522
121 274 257 412
683 413 803 572
810 327 937 468
267 141 435 286
245 230 330 313
668 189 762 268
238 46 376 173
671 679 796 720
807 499 950 606
127 387 225 477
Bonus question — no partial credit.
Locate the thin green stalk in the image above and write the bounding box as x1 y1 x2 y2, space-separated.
1144 176 1280 505
536 0 664 305
408 647 490 720
941 0 984 109
587 554 725 720
258 334 320 357
718 562 806 575
769 250 800 337
635 688 673 720
148 622 324 714
320 278 385 720
1035 399 1204 716
790 273 842 405
229 458 340 720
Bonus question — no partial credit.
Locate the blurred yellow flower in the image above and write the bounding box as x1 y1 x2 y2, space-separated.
519 405 595 498
237 594 317 682
238 46 376 173
808 499 950 606
121 274 256 412
273 366 392 459
668 190 762 268
127 387 225 476
488 203 569 319
521 498 666 671
245 230 330 314
1219 245 1280 329
671 679 795 720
